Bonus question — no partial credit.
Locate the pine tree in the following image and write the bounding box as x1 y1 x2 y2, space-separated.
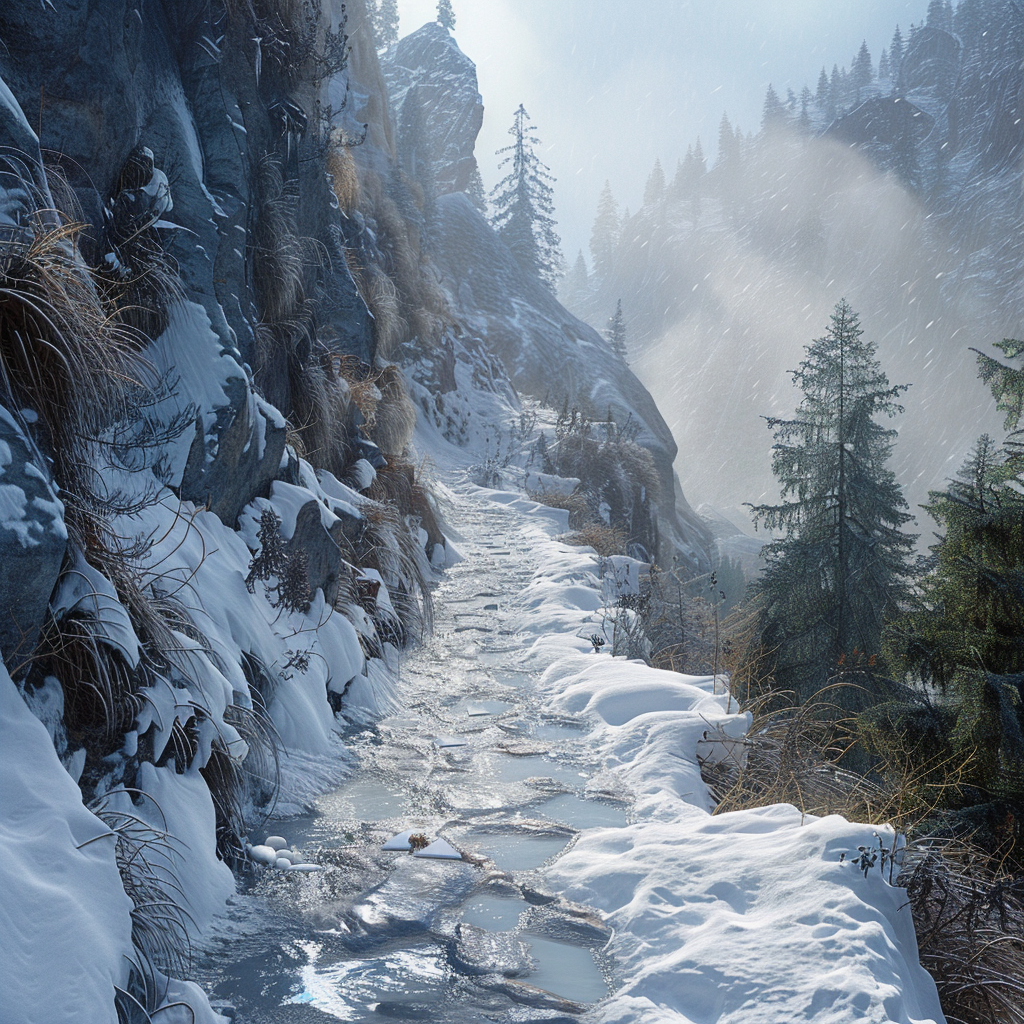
717 112 740 166
926 0 953 32
890 25 905 73
816 67 830 109
590 180 619 282
606 299 628 363
799 87 813 133
466 165 487 212
746 300 916 709
642 159 666 208
882 425 1024 820
490 104 563 290
437 0 456 30
852 41 873 97
559 249 590 312
761 84 787 132
372 0 399 48
692 137 706 175
878 47 891 81
829 64 843 119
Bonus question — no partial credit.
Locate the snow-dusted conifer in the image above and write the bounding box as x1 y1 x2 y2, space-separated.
878 47 890 81
852 41 872 97
761 84 787 132
437 0 456 31
746 300 915 709
926 0 953 32
373 0 399 49
643 159 666 208
816 67 830 109
490 104 563 291
590 180 619 282
717 113 740 166
606 300 628 363
559 250 590 312
466 165 487 212
890 25 904 73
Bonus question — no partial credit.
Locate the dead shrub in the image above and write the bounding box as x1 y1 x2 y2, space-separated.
527 488 592 530
901 841 1024 1024
0 213 144 500
327 146 360 214
359 497 434 643
562 524 628 557
368 364 416 455
369 455 445 556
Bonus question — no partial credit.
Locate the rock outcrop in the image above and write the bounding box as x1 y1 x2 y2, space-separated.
381 23 484 196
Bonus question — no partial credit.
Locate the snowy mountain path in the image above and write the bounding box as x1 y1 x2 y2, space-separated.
194 483 623 1021
194 478 948 1024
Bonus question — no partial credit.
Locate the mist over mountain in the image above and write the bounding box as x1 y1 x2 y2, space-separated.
567 0 1023 525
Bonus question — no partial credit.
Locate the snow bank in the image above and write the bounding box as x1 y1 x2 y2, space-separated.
0 662 134 1024
489 488 946 1024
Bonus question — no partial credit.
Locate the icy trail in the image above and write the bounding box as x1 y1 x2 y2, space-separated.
196 479 946 1024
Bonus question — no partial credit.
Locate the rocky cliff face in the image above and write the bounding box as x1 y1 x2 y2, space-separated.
379 21 711 568
381 23 484 197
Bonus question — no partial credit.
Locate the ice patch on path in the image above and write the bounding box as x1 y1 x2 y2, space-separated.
494 491 947 1023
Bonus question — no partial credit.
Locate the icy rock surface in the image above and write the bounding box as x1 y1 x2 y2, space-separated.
381 23 485 196
0 404 67 664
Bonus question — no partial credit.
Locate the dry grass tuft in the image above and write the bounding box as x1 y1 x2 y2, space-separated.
359 496 434 643
527 488 592 530
367 364 416 456
369 455 445 556
902 841 1024 1024
562 523 628 557
327 146 360 214
0 214 144 493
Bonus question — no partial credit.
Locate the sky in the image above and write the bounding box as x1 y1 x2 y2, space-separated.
397 0 933 261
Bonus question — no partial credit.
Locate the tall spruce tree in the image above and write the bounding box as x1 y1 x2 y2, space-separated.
746 300 916 709
559 250 590 312
761 84 787 132
606 300 628 363
816 67 830 109
372 0 399 48
926 0 953 32
490 104 563 290
590 180 619 282
643 159 666 208
889 25 905 87
852 41 873 97
437 0 456 30
881 340 1024 831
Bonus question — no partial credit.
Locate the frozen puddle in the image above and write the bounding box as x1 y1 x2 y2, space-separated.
460 895 528 931
467 829 573 871
536 792 628 829
316 776 411 822
285 941 449 1018
523 935 608 1003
